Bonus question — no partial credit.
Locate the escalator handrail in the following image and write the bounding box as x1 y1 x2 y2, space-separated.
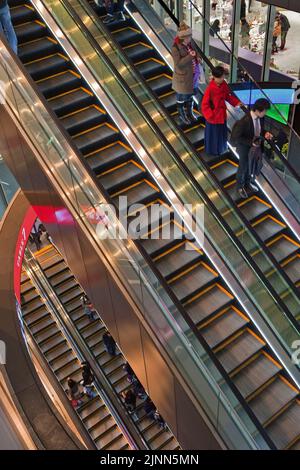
60 0 300 333
152 0 300 185
24 250 148 450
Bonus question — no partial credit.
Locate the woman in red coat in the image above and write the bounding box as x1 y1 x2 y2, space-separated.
201 66 241 156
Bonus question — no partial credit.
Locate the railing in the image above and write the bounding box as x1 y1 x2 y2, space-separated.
0 31 272 448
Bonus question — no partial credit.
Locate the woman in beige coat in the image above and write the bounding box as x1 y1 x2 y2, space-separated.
172 22 204 126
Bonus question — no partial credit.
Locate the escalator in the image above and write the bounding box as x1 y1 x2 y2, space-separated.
26 243 180 450
87 0 300 302
10 0 300 448
20 268 131 450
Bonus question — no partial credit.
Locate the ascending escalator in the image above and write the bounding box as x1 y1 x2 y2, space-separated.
88 1 300 300
20 269 131 450
22 244 180 449
10 0 300 448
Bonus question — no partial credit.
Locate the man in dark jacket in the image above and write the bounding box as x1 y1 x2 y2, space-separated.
279 13 291 50
230 98 272 199
0 0 17 53
103 331 116 356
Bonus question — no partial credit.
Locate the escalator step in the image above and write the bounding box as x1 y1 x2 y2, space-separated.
252 215 285 243
216 329 264 374
184 125 205 148
84 142 133 174
112 180 159 208
25 53 70 81
124 42 154 61
61 105 107 136
211 160 237 183
184 284 233 326
100 161 145 194
283 255 300 284
170 262 218 305
140 220 184 257
18 36 59 62
37 70 82 99
112 27 142 47
249 376 298 426
15 20 46 43
267 235 300 263
49 88 94 117
147 74 172 95
11 4 36 25
73 123 119 155
232 352 281 399
238 196 271 221
200 307 249 349
266 401 300 449
155 241 202 280
135 58 167 79
159 92 177 112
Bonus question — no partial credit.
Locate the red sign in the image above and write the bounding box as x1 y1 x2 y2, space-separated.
14 206 37 303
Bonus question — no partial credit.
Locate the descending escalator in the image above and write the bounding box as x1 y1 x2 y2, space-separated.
10 0 300 448
87 1 300 302
20 269 131 450
26 243 180 450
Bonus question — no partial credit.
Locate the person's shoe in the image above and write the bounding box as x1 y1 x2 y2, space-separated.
247 182 259 193
186 99 199 123
237 187 248 199
103 14 115 24
177 102 191 126
117 11 126 21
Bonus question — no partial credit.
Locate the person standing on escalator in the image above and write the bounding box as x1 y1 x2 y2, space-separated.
171 22 205 126
0 1 17 54
100 0 126 24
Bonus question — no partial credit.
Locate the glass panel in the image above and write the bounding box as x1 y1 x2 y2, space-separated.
0 35 265 450
269 9 300 80
0 155 19 218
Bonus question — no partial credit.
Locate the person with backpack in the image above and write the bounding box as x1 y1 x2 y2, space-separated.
171 22 205 126
0 1 17 54
230 98 272 199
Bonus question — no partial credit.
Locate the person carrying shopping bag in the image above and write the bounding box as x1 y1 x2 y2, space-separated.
172 22 205 126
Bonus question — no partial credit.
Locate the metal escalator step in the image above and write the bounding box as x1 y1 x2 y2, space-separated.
55 359 80 382
60 286 82 305
149 430 171 449
238 196 271 222
43 260 66 278
124 42 153 61
249 376 298 425
92 421 119 445
15 20 46 43
73 124 119 155
11 5 36 25
155 241 202 280
37 70 82 99
21 286 39 304
18 36 59 62
266 401 300 449
216 329 264 374
51 277 77 296
84 405 111 430
112 180 159 207
289 439 300 450
61 106 107 136
101 433 128 450
39 334 64 354
252 215 285 243
284 255 300 284
25 53 70 81
85 142 132 174
141 220 185 258
143 422 164 442
49 88 94 117
159 92 177 112
79 396 105 421
267 235 299 263
81 321 103 340
99 161 145 194
232 352 281 399
45 340 70 363
211 160 237 183
29 315 56 335
200 307 249 349
34 323 60 344
147 74 172 95
112 26 142 46
185 284 233 326
160 437 181 450
102 354 125 375
48 270 72 288
134 203 172 239
136 59 168 80
22 296 45 316
184 125 205 148
170 262 218 305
